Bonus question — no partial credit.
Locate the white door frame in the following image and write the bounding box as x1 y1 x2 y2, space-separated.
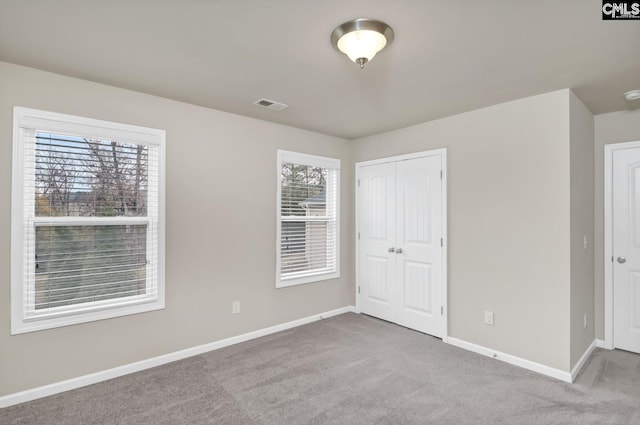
603 140 640 349
355 148 448 342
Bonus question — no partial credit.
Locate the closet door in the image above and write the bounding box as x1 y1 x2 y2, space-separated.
358 162 396 322
395 156 444 337
357 152 446 338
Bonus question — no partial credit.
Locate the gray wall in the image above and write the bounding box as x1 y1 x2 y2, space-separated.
352 90 573 371
0 62 354 396
594 108 640 340
569 92 595 368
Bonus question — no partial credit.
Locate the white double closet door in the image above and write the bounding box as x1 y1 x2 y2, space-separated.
357 153 445 338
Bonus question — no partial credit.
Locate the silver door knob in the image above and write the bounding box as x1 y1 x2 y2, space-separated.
396 248 403 254
617 256 627 264
388 247 395 253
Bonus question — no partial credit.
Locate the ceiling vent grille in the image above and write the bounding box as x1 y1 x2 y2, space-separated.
253 98 289 111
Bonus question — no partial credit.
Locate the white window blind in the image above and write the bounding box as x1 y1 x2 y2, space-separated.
276 150 340 288
11 108 165 334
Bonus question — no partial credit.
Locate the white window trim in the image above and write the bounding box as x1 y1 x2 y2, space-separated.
276 150 340 288
11 107 166 334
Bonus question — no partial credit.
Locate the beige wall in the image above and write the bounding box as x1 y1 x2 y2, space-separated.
569 92 595 368
352 90 573 371
594 108 640 340
0 59 610 397
0 62 354 396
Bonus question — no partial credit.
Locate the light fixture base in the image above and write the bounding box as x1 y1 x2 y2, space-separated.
624 90 640 101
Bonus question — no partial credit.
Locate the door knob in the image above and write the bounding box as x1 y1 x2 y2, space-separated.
396 248 403 254
617 256 627 264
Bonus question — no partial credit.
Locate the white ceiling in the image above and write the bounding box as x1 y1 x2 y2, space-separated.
0 0 638 139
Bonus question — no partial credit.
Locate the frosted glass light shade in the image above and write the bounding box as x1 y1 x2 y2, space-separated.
337 29 387 62
330 19 394 69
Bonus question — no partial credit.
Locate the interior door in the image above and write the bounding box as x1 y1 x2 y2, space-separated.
358 154 445 338
358 162 396 323
395 156 444 337
613 148 640 354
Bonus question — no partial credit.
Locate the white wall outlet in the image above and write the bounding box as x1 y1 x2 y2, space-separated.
232 301 240 314
583 313 587 329
484 310 494 326
583 236 588 250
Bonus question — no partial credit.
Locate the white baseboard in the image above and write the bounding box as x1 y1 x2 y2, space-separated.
0 305 356 409
446 337 573 383
570 340 597 382
595 339 607 349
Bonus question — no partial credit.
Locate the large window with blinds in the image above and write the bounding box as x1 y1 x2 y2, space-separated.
276 150 340 288
11 107 165 334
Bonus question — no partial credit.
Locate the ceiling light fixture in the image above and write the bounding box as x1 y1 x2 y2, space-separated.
624 90 640 101
330 18 394 69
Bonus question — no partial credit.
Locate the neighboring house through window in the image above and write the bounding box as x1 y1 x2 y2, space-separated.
11 107 165 334
276 150 340 288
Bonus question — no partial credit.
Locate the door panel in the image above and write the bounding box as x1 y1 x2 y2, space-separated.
365 175 389 240
403 261 433 314
613 148 640 354
365 255 390 302
395 156 444 336
358 163 396 322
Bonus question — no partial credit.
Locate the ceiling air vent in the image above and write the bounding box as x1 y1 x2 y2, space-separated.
253 98 289 111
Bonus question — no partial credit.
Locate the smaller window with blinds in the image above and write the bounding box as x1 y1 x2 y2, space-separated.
11 107 165 334
276 150 340 288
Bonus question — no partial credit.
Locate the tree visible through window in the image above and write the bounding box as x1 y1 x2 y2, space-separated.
11 107 165 334
34 134 149 309
276 150 339 288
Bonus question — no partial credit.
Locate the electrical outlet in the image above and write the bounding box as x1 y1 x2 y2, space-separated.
583 313 587 329
232 301 240 314
484 310 494 326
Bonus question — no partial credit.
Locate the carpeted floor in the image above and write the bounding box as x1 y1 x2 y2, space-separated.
1 312 639 424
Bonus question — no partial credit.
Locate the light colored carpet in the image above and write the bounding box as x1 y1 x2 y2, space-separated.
1 312 639 424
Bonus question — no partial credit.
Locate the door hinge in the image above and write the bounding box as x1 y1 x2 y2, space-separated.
358 286 361 294
611 256 614 262
440 238 443 247
358 232 360 240
440 170 443 179
441 306 444 315
357 179 360 187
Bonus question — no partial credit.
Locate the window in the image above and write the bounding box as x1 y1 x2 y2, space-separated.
276 150 340 288
11 107 165 334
